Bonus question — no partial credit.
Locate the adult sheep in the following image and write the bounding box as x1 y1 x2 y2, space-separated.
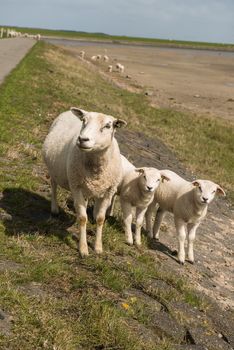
42 107 127 257
145 170 226 264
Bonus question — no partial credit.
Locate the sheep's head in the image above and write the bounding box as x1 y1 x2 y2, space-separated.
136 168 170 193
71 107 127 152
192 180 226 205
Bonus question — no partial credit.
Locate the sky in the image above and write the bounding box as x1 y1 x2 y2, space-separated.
0 0 234 44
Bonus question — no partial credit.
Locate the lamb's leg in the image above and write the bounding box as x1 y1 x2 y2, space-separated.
175 218 187 264
121 200 133 245
51 178 59 215
145 201 156 238
187 223 199 264
94 197 111 254
73 190 88 257
153 207 166 240
135 207 148 246
106 193 117 217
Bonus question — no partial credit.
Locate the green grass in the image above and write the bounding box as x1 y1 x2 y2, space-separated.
0 41 231 349
1 24 234 50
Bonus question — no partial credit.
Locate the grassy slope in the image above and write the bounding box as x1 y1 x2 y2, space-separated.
1 25 234 50
0 42 233 349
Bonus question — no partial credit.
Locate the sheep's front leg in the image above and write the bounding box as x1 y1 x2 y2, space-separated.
93 197 111 254
121 200 133 245
187 223 199 264
175 218 187 264
51 178 59 215
135 207 148 246
145 200 156 238
73 190 88 257
153 207 166 240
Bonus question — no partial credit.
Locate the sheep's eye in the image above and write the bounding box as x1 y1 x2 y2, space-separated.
157 179 160 182
212 190 216 194
104 123 111 129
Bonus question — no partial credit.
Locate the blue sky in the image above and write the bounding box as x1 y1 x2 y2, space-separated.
0 0 234 43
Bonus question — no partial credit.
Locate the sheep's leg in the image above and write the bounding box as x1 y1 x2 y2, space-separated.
121 200 133 245
175 218 186 264
153 207 166 240
73 190 88 257
94 197 111 254
135 207 147 246
145 201 156 238
187 223 199 264
51 178 59 215
106 193 117 217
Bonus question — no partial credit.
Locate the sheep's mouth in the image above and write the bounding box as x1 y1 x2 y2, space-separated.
79 145 93 151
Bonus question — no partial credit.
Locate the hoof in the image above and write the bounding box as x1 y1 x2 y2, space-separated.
126 240 134 246
179 260 185 265
188 260 194 265
79 248 89 258
95 248 103 255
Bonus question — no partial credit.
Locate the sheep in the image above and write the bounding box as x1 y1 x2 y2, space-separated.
36 34 41 41
107 65 113 73
116 63 124 73
103 55 109 62
119 167 170 246
42 107 127 257
91 55 97 61
80 50 85 59
145 170 226 264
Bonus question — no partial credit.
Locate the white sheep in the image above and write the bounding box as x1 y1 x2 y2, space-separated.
120 167 170 246
145 170 226 264
42 108 127 257
97 54 102 60
107 65 113 73
80 50 85 59
103 55 109 62
91 55 97 61
116 63 124 73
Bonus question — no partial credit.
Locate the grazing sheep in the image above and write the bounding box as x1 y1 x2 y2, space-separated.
42 107 127 257
120 167 170 246
80 50 85 59
91 55 97 61
103 55 109 62
36 34 41 41
145 170 226 264
107 65 113 73
97 54 102 60
116 63 124 73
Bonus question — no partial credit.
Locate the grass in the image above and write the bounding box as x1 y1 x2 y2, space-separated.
1 25 234 50
0 41 231 349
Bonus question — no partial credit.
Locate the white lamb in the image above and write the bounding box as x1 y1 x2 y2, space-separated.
42 107 127 257
103 55 109 62
116 63 124 73
145 170 226 264
120 167 170 246
91 55 97 61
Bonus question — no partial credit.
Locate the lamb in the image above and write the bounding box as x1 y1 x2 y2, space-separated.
103 55 109 62
116 63 124 73
120 167 170 246
107 65 113 73
42 107 127 257
145 170 226 264
91 55 97 61
80 50 85 59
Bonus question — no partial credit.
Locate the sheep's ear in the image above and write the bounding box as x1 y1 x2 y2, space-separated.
135 168 144 175
216 186 226 196
70 107 87 120
113 119 127 128
161 174 170 182
192 180 200 187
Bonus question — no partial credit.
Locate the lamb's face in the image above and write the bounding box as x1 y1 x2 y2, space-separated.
192 180 226 205
137 168 162 193
70 108 127 152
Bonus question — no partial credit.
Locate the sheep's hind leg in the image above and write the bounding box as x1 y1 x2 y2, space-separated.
121 201 134 246
51 178 59 215
153 207 166 240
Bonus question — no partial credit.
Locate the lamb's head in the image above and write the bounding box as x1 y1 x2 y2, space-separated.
192 180 225 205
136 168 170 193
71 107 127 152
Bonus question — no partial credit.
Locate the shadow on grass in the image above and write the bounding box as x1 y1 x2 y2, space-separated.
0 188 76 243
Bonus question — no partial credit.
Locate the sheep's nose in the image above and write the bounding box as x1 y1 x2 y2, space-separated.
147 186 153 191
202 197 208 202
78 135 90 143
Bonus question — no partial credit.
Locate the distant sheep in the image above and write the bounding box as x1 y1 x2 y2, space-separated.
116 63 125 73
108 65 113 73
80 50 85 59
145 170 226 264
103 55 109 62
91 55 97 61
97 54 102 60
120 167 170 246
42 108 127 257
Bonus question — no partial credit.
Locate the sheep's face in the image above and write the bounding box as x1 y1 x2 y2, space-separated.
192 180 226 205
136 168 164 193
71 108 127 152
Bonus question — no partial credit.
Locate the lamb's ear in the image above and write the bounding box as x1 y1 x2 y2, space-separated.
135 168 145 175
216 186 226 196
113 119 127 128
70 107 87 120
192 180 200 187
161 173 170 182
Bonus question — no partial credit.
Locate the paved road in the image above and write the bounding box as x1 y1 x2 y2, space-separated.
0 38 35 84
